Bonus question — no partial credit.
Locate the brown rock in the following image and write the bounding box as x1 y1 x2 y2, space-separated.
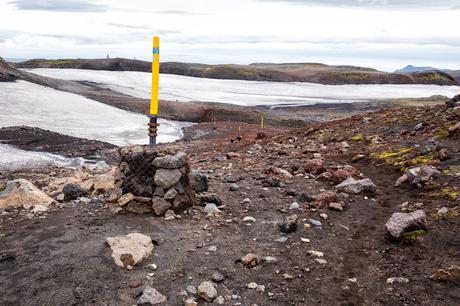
430 266 460 282
241 253 260 268
315 191 337 206
329 202 344 211
331 166 360 183
304 159 324 174
152 197 171 216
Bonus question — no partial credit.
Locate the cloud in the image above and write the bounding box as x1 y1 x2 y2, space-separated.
257 0 459 9
155 10 205 15
9 0 109 12
106 23 151 30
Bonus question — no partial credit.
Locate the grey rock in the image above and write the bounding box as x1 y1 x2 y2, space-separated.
297 192 314 202
62 183 88 201
279 215 298 233
289 202 300 210
191 170 209 193
153 187 164 197
153 152 187 169
164 188 178 201
225 176 239 183
212 271 225 283
152 197 171 216
229 184 239 191
275 237 288 243
396 165 441 186
262 176 281 188
336 177 377 194
419 139 439 155
154 169 182 190
385 210 428 240
413 123 424 131
186 285 197 295
137 286 167 305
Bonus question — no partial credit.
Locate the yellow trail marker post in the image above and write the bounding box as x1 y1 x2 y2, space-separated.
260 115 264 129
148 36 160 146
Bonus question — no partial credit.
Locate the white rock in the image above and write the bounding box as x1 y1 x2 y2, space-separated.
204 203 220 216
289 202 300 210
197 281 217 302
438 207 449 215
243 216 256 222
0 179 54 209
386 277 409 284
307 250 324 257
263 256 278 264
256 285 266 292
247 282 258 289
184 297 198 306
336 177 377 194
106 233 153 269
300 238 310 243
31 204 49 214
137 286 167 305
215 296 225 304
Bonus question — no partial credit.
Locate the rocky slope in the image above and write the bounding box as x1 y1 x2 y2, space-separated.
14 58 460 85
0 97 459 305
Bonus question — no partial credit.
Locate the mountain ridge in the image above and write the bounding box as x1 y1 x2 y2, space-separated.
13 58 459 86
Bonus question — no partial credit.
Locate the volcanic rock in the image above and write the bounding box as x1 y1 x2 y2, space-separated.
336 177 377 194
384 210 428 240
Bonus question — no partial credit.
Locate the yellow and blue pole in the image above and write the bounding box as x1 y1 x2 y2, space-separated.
148 36 160 146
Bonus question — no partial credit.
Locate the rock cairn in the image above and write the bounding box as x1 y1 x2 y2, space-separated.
110 146 196 216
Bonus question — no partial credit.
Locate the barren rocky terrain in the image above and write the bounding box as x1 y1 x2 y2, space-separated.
1 95 459 305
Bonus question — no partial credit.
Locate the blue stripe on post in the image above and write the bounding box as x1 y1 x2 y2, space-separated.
152 48 160 54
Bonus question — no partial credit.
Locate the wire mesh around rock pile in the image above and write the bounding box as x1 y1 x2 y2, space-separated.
112 145 196 215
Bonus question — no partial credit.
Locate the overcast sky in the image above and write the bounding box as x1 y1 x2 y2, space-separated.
1 0 459 71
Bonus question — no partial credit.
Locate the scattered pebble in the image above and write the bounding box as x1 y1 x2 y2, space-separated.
307 250 324 257
386 277 409 284
308 218 322 227
247 282 258 289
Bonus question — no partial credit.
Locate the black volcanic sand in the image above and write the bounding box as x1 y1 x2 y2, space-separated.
0 126 117 162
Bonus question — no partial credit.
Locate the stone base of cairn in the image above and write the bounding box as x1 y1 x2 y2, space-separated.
110 145 196 216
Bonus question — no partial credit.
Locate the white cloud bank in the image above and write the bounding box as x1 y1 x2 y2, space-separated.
1 0 459 71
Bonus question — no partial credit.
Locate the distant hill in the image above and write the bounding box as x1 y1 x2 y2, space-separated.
395 65 445 73
13 58 460 86
449 70 460 83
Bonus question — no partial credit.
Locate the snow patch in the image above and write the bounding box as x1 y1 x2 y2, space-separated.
26 68 460 106
0 80 191 146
